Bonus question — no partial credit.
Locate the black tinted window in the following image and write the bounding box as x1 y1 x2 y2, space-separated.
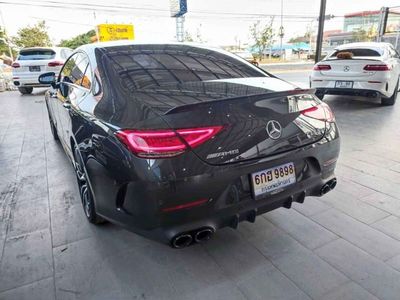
96 44 265 90
330 48 382 58
18 49 55 60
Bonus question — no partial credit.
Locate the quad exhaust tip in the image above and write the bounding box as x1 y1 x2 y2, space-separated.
194 228 214 243
171 234 193 249
320 178 337 195
171 227 215 248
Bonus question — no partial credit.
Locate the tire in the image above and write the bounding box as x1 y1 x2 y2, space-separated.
18 87 33 95
49 117 59 141
315 90 325 100
73 146 106 224
381 81 399 106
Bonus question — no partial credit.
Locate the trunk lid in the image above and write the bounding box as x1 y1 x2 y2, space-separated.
319 58 385 77
135 78 327 165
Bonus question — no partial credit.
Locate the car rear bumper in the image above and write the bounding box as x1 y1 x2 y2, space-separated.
87 123 340 246
311 79 390 97
13 74 50 88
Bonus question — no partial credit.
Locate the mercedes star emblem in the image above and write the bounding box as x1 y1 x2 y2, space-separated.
343 66 350 72
266 120 282 140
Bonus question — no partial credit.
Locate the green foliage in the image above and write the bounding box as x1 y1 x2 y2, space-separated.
12 21 52 48
352 26 376 42
250 18 275 61
58 30 96 49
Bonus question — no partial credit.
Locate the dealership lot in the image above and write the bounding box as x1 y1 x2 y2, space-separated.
1 75 400 299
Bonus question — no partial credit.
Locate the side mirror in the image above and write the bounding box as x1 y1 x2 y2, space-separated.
38 72 57 88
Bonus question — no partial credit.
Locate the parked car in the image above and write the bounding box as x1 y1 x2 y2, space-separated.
310 42 400 105
12 47 72 95
39 42 340 248
232 50 259 66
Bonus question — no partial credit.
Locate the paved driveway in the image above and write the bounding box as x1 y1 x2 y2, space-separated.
1 87 400 300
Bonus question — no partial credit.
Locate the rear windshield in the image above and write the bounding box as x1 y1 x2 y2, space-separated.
329 48 382 59
96 44 266 90
18 49 56 61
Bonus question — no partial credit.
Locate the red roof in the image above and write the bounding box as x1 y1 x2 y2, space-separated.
345 10 380 18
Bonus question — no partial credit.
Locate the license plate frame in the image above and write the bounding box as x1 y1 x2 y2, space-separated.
29 66 41 72
250 162 296 199
335 80 353 88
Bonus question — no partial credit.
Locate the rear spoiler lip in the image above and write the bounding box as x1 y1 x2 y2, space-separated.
164 88 316 115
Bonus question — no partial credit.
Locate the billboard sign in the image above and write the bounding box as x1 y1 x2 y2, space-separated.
97 24 134 42
170 0 187 17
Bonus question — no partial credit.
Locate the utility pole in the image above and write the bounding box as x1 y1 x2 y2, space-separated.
315 0 327 63
176 16 185 42
279 0 284 60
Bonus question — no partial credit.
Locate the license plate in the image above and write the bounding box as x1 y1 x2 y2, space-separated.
251 162 296 198
335 81 353 88
29 66 41 72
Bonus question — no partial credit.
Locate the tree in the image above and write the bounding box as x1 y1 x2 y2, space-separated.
352 26 376 42
58 30 96 49
12 21 52 48
249 18 275 61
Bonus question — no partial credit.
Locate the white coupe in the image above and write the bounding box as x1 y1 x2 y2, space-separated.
310 42 400 106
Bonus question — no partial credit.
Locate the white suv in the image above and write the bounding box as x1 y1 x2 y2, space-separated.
12 47 72 94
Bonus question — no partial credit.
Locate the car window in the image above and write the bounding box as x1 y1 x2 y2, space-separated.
18 49 56 60
60 52 90 88
61 48 73 60
329 48 382 58
96 44 266 90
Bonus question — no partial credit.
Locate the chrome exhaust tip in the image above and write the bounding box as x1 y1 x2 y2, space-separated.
194 228 214 243
320 178 337 196
171 234 193 249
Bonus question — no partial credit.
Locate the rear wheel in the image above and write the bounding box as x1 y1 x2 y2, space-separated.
315 90 325 100
381 81 398 106
18 87 33 95
73 146 105 224
49 117 59 141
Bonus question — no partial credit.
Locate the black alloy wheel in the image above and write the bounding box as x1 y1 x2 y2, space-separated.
73 146 105 224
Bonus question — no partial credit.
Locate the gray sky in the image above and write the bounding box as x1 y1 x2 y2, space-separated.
0 0 399 46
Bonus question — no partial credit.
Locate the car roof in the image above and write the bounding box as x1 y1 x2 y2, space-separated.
335 42 391 51
77 40 224 54
18 46 70 52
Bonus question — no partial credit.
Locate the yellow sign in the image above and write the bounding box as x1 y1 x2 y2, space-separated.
97 24 134 42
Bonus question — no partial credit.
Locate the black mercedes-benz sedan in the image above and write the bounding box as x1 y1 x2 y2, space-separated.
40 42 340 248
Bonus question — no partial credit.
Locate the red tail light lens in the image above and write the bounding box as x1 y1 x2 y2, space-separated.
116 126 223 158
301 103 335 122
313 64 331 71
11 62 20 68
48 61 64 67
363 64 391 71
162 198 209 212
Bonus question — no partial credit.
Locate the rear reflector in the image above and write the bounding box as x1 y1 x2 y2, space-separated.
48 61 64 67
162 198 209 212
301 102 335 122
363 64 391 71
11 62 20 68
116 126 223 158
313 64 331 71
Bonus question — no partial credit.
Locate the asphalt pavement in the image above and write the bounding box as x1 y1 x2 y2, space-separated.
1 74 400 300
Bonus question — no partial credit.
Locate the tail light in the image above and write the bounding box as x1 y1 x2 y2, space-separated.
116 126 223 158
48 61 64 67
11 62 20 68
363 64 391 71
301 102 335 122
313 64 331 71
